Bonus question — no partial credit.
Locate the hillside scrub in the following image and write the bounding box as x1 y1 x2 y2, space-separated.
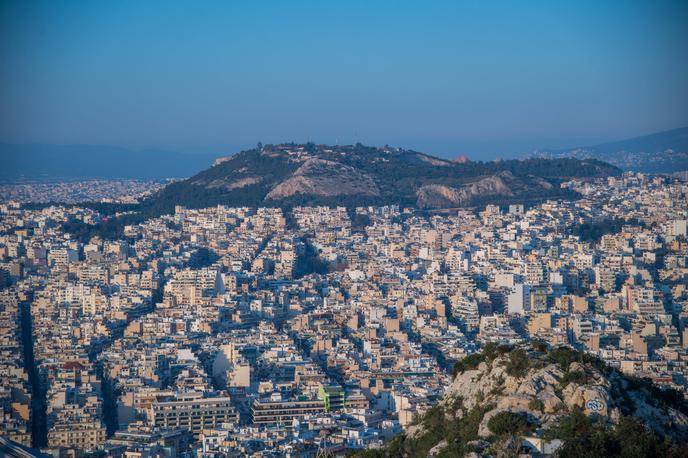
487 411 533 436
360 343 688 457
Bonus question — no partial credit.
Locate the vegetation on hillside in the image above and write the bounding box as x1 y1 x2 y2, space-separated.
358 343 688 457
355 403 492 458
144 143 620 214
543 411 688 458
50 143 620 242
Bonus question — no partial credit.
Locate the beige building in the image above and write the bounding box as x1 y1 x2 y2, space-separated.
147 394 237 438
48 420 106 451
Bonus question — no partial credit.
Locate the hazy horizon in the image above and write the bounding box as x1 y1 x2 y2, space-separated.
2 123 686 163
2 1 687 161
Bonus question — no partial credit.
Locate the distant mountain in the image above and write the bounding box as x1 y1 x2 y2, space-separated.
0 143 217 181
140 142 619 215
534 127 688 173
360 343 688 457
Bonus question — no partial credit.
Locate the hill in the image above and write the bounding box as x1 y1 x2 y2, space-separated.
54 142 619 242
357 343 688 457
534 127 688 173
0 143 217 181
140 142 619 216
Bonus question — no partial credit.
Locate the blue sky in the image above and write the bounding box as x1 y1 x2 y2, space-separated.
1 0 687 159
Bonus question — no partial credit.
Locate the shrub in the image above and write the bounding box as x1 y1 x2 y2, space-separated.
481 342 499 360
531 340 548 353
487 411 531 436
422 405 446 431
547 346 609 374
505 348 530 378
544 412 688 458
625 376 688 417
560 370 587 387
547 346 578 370
453 353 485 378
386 404 491 458
542 409 593 441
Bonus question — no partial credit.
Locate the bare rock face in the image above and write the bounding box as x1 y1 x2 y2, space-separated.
416 175 514 208
626 387 688 436
416 153 452 167
212 155 234 167
562 383 611 417
541 392 565 414
533 176 554 189
496 393 533 412
205 176 263 190
403 423 426 440
427 439 448 456
265 158 380 200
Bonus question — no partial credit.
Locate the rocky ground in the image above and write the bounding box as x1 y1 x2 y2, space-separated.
358 343 688 457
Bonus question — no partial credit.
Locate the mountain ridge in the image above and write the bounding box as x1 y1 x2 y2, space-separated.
533 127 688 173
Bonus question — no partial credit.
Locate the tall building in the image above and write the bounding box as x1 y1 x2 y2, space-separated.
318 385 345 412
251 393 325 425
507 283 530 315
147 394 237 438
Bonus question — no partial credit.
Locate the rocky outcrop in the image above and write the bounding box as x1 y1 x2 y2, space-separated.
205 176 263 190
386 344 688 457
265 158 380 200
416 153 452 167
443 348 688 441
416 174 514 208
212 155 234 167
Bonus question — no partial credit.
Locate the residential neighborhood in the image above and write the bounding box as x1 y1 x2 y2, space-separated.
1 172 687 456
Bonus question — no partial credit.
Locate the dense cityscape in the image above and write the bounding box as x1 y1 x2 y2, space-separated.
0 180 168 205
1 171 687 456
3 1 688 456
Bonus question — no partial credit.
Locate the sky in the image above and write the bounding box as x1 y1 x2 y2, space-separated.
1 0 687 160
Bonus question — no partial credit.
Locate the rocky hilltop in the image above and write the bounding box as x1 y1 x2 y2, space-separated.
361 343 688 457
142 143 619 215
